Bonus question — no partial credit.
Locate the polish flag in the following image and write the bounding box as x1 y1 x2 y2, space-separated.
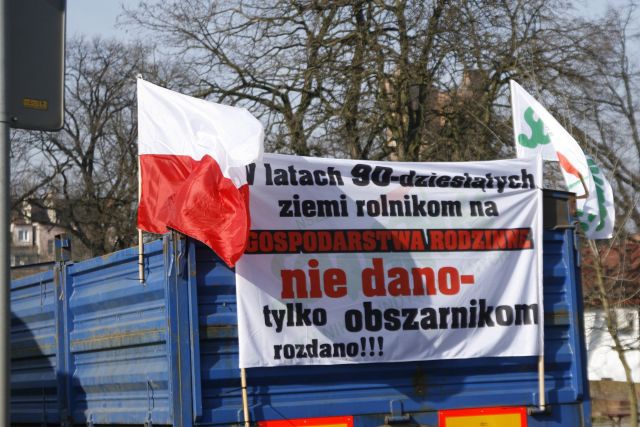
137 79 264 266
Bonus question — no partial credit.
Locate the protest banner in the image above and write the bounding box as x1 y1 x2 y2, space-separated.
236 154 543 368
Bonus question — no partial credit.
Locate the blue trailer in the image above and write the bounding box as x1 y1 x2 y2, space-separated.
10 190 591 426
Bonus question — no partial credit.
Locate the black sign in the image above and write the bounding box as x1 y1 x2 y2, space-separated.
7 0 65 131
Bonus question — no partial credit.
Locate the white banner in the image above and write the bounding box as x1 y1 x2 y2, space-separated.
236 154 543 368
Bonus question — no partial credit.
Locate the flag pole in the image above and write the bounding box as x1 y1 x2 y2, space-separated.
136 75 145 285
241 367 250 427
538 356 546 411
138 229 144 283
137 156 145 284
536 151 546 413
574 173 589 200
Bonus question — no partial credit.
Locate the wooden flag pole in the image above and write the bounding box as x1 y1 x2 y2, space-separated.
538 355 546 411
535 153 546 414
574 173 589 200
536 153 546 414
241 368 250 427
137 156 145 284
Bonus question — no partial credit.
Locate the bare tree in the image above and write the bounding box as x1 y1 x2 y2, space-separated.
10 37 192 258
125 1 341 156
573 6 639 230
125 0 595 163
545 5 640 423
10 129 65 210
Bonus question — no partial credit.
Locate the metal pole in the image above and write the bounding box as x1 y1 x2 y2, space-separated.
0 0 12 424
138 229 144 283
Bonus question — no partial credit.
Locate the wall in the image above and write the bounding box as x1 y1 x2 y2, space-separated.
585 308 640 382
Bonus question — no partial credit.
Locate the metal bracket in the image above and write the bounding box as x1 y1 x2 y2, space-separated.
385 400 411 424
59 408 71 427
145 378 154 426
54 234 71 263
571 222 581 266
527 404 551 416
177 234 187 277
170 230 187 276
552 221 582 266
39 278 45 308
237 408 244 424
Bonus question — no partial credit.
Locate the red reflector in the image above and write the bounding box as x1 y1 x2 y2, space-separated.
258 415 354 427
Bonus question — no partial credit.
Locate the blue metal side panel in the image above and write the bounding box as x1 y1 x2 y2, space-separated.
187 241 204 422
165 234 195 427
194 215 590 424
63 239 172 425
10 269 59 425
193 249 240 425
9 193 590 426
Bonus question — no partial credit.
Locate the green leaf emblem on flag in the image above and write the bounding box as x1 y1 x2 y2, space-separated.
518 107 550 148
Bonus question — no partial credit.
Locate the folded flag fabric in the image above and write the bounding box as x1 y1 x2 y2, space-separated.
137 79 264 266
510 80 614 239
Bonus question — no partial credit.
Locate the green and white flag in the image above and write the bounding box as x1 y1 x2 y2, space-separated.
510 80 615 239
579 155 615 239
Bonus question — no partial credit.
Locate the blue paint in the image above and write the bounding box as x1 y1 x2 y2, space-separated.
10 191 591 426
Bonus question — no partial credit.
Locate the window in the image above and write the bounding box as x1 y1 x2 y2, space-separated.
17 229 30 243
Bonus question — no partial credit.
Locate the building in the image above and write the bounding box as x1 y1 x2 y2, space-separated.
10 200 67 276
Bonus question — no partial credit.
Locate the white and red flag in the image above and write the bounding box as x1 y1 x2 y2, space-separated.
137 79 264 266
510 80 615 239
